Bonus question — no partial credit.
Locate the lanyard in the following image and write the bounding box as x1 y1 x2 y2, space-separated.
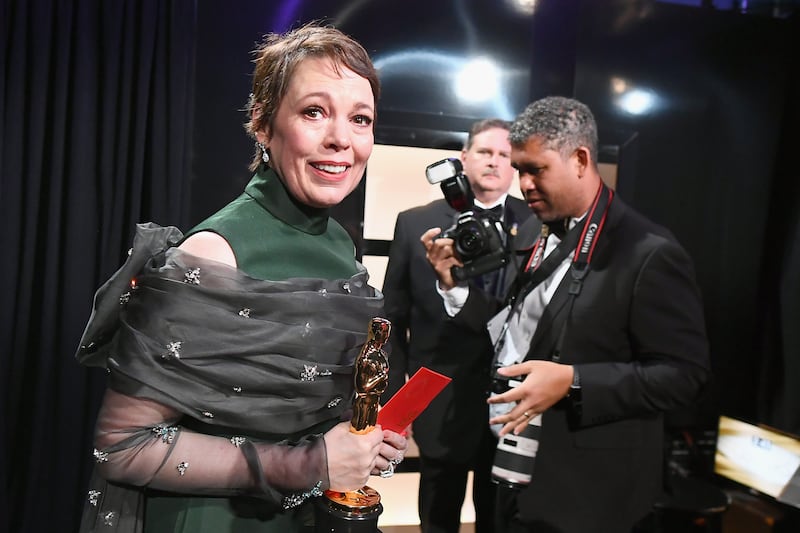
526 224 551 272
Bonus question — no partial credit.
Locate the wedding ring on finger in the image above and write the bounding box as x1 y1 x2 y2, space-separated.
522 411 532 419
379 462 395 478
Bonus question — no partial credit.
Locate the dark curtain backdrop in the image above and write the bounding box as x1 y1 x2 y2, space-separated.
756 43 800 435
1 1 197 532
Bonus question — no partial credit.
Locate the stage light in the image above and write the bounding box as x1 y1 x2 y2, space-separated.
454 57 500 103
617 88 657 115
506 0 537 16
610 78 659 116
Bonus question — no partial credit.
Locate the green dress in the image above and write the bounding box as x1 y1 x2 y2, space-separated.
187 167 359 282
77 168 382 533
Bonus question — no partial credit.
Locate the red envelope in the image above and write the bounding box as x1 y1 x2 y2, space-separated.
377 367 452 433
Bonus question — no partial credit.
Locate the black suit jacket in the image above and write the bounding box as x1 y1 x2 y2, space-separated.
382 196 532 461
454 197 711 532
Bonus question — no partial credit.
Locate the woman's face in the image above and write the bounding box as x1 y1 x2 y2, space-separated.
257 57 375 208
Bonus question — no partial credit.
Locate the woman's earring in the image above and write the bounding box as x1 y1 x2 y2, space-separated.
257 142 269 163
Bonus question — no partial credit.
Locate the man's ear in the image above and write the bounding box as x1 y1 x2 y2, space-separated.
574 146 591 178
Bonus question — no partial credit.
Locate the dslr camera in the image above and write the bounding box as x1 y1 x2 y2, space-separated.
488 368 539 488
425 157 511 282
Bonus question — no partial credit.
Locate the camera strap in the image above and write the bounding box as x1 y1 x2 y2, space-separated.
550 183 613 361
490 183 614 363
507 225 579 308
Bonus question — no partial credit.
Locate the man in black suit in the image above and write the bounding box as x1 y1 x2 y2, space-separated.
422 97 711 533
382 118 532 533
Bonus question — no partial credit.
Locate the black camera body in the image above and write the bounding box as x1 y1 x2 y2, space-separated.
425 158 511 282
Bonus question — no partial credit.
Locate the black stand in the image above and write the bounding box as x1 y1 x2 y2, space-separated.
313 486 383 533
652 476 730 532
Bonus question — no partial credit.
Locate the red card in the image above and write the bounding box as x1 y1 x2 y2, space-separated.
377 367 452 433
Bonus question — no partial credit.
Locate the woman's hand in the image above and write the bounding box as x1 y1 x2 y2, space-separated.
370 428 409 479
323 421 384 491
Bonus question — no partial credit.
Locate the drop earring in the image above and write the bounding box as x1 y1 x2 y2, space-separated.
257 142 269 163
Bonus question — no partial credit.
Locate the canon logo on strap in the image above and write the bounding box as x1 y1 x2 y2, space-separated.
580 223 598 254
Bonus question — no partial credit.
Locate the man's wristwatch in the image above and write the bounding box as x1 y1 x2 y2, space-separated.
566 366 582 420
567 366 581 390
567 366 581 397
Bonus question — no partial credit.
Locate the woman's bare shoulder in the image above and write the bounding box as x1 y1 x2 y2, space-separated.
178 231 237 268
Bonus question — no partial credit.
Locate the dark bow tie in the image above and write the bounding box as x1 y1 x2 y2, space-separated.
544 219 569 239
472 204 504 219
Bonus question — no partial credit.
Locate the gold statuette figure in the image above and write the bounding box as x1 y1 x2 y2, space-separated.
316 317 391 532
351 317 391 433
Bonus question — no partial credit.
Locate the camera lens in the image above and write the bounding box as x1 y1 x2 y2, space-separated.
456 225 485 257
459 230 482 252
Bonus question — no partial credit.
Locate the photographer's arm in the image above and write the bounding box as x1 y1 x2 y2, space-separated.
421 227 460 290
421 227 498 332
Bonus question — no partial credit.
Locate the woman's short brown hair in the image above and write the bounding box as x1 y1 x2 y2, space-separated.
245 22 380 171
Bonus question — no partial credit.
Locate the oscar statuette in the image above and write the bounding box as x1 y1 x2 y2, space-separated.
314 317 391 533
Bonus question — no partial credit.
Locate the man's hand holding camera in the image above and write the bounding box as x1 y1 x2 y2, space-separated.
487 361 575 437
421 227 461 291
424 158 511 284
